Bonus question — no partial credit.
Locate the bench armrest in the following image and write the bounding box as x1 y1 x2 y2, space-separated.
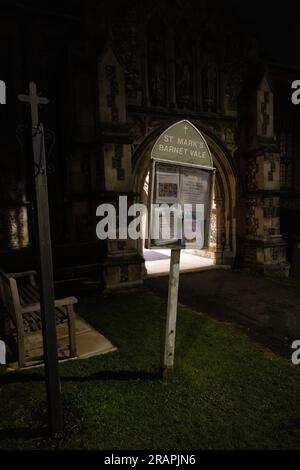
20 296 78 314
7 270 37 279
7 271 37 287
20 302 41 314
55 297 78 307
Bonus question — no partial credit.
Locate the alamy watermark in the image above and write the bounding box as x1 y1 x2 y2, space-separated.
0 80 6 104
291 80 300 105
291 340 300 365
95 196 205 247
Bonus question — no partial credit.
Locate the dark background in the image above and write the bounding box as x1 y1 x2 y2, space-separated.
230 0 300 67
1 0 299 67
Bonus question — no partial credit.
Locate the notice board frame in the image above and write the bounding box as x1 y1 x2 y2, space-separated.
146 157 216 250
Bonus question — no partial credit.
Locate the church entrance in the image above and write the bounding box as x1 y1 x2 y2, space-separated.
132 122 237 278
141 171 216 277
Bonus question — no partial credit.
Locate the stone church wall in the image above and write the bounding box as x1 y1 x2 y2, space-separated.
0 0 298 290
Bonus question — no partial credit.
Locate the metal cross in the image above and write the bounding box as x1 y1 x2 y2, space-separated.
18 81 49 128
183 125 188 135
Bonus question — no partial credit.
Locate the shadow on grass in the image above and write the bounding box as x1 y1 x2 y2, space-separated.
0 427 48 441
62 369 162 382
0 369 162 386
0 372 43 385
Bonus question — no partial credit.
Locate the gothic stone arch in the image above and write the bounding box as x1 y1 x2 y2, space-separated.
132 121 237 266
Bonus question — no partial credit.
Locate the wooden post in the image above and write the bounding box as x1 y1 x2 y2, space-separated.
18 82 63 434
33 124 63 433
162 249 181 379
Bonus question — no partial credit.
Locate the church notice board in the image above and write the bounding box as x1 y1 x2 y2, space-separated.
146 120 215 250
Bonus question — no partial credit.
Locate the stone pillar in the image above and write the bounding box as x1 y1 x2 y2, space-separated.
215 198 224 264
236 67 289 277
98 47 144 291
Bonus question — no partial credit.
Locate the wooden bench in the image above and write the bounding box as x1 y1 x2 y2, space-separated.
0 268 77 368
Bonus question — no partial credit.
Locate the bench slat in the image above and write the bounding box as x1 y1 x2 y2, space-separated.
23 312 40 332
25 285 39 299
21 307 68 332
19 285 39 305
15 284 70 332
19 290 34 306
56 306 68 322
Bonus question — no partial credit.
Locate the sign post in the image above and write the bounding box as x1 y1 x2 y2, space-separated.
18 82 63 433
162 248 181 378
147 120 215 378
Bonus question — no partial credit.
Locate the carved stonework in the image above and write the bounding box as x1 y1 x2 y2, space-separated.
261 91 270 136
148 17 167 107
265 155 276 182
0 206 30 251
280 156 293 189
105 65 119 122
263 198 280 219
236 67 289 276
112 144 125 181
120 265 129 283
98 47 126 124
279 131 293 189
176 64 193 109
128 115 148 153
110 1 142 105
202 63 218 112
149 63 167 106
221 126 237 154
246 158 258 192
222 29 251 115
246 198 259 236
263 197 280 237
104 1 257 117
224 69 243 113
257 77 274 140
129 114 162 154
209 210 217 245
175 27 193 109
224 32 245 66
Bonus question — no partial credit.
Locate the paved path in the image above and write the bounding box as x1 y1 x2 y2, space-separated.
144 249 214 277
146 268 300 358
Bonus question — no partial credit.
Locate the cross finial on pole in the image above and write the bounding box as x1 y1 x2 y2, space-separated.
17 81 62 434
18 81 49 128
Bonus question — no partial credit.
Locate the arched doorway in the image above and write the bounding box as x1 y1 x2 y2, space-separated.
132 122 237 276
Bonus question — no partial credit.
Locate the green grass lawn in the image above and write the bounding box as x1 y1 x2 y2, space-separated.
1 289 300 450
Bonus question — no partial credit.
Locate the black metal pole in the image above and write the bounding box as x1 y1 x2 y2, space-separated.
32 123 63 434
